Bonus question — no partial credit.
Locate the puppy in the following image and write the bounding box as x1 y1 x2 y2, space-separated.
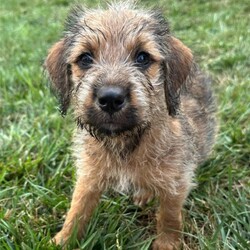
45 2 217 249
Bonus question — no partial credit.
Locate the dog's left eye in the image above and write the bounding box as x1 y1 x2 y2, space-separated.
135 52 151 69
77 52 93 69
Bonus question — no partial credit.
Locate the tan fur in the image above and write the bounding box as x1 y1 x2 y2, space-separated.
45 2 217 249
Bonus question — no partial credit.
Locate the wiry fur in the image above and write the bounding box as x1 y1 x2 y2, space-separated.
45 2 217 249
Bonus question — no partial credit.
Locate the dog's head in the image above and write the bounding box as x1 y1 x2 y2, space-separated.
45 2 193 138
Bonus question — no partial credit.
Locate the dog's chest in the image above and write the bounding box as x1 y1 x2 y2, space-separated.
105 154 154 194
108 164 137 193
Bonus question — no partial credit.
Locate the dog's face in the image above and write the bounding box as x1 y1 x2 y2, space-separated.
45 3 193 137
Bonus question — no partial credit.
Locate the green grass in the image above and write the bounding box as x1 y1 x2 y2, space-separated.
0 0 249 249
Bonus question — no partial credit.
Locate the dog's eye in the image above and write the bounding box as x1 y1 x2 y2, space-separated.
135 52 151 69
77 52 93 69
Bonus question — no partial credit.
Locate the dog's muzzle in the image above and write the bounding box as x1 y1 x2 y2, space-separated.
80 85 141 137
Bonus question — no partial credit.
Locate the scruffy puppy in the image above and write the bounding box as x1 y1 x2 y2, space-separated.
45 1 217 249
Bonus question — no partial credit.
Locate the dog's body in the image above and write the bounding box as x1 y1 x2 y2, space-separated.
45 2 217 249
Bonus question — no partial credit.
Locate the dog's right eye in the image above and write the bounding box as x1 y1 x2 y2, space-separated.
77 53 93 69
135 51 151 70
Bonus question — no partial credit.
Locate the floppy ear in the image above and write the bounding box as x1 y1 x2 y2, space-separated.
45 39 72 116
164 36 193 116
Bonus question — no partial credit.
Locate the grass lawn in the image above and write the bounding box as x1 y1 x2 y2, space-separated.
0 0 249 249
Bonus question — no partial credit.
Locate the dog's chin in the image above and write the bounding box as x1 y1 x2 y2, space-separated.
96 123 136 137
83 122 137 139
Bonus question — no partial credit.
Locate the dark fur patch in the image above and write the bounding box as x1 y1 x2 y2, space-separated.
76 116 150 158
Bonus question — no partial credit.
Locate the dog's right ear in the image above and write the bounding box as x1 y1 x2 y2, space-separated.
45 39 72 116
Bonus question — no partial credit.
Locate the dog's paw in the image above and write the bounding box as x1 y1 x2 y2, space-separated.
152 234 180 250
152 240 176 250
50 231 68 246
133 190 153 207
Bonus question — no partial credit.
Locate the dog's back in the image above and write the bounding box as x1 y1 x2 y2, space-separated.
181 70 217 164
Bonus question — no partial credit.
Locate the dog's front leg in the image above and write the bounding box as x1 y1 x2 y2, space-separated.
52 174 103 245
153 194 185 250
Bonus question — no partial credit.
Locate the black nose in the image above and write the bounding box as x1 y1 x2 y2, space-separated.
97 86 127 114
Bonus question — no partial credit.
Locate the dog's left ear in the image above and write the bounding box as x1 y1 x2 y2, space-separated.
45 39 72 116
164 37 193 116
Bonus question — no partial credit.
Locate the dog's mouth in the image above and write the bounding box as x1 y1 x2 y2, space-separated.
78 120 150 142
76 106 148 138
77 119 138 138
96 121 136 136
98 121 124 131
